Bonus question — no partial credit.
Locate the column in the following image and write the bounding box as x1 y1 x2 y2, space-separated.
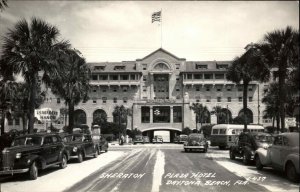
150 73 154 99
150 106 153 123
168 73 172 99
170 106 173 123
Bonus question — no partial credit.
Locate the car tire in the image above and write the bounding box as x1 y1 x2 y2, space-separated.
255 155 263 170
286 162 300 182
97 147 101 155
94 150 98 158
204 147 207 153
243 153 249 165
29 161 38 180
60 154 67 169
78 152 83 163
229 149 236 160
105 149 108 152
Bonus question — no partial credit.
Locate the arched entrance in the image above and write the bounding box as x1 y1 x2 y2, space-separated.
142 127 182 143
93 109 107 126
217 108 232 124
74 109 87 127
238 108 253 124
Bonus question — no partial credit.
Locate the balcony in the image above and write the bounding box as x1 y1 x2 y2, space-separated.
90 80 140 86
183 79 233 85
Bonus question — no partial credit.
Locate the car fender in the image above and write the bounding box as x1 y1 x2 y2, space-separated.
25 155 47 169
284 154 300 174
255 148 271 165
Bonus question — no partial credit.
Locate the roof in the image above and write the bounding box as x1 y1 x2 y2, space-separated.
88 61 140 73
183 61 232 72
136 48 186 61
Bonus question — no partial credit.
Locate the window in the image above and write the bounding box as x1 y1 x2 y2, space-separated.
249 97 253 102
141 107 150 123
92 75 98 80
102 97 107 103
173 106 182 122
239 97 242 102
196 86 200 91
175 64 180 69
217 97 221 102
215 74 225 79
123 87 128 92
94 66 105 70
195 96 200 102
143 86 147 92
248 86 253 91
216 86 222 92
123 97 127 103
238 86 242 92
227 97 231 102
206 86 210 91
57 98 61 104
226 86 232 91
176 86 180 92
15 118 20 125
176 75 180 81
113 87 118 92
216 64 229 69
99 75 108 80
204 74 213 79
195 64 207 69
93 89 97 92
130 74 136 80
93 99 97 104
187 74 192 79
111 75 118 80
194 74 202 79
121 75 128 80
113 97 117 103
102 88 107 92
213 129 219 134
8 117 13 125
206 96 211 102
114 66 125 70
143 75 147 81
153 106 170 123
142 64 147 70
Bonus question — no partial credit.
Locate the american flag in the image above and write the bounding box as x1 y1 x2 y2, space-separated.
152 11 161 23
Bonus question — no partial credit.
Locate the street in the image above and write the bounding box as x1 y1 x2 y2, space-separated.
1 144 299 192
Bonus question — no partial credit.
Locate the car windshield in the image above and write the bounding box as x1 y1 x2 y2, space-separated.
189 135 204 141
254 135 273 143
12 136 42 146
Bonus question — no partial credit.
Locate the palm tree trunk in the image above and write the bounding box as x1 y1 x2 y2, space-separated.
243 82 249 132
1 111 5 135
278 67 286 133
68 101 74 133
22 113 27 133
28 75 37 133
276 114 280 133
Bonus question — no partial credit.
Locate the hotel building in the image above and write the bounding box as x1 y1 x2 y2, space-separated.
5 48 271 140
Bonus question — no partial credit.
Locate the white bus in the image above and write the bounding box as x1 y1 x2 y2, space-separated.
210 124 264 149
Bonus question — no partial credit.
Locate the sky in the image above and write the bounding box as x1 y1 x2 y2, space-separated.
0 1 299 62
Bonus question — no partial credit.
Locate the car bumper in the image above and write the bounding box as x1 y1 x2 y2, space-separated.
184 146 205 149
0 168 29 175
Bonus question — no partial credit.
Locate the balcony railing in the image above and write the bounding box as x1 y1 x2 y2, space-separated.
90 80 140 86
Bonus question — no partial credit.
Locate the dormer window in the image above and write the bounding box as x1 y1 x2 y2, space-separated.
94 66 105 70
217 64 229 69
114 66 125 70
195 64 207 70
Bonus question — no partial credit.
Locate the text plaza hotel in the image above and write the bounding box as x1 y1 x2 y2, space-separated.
5 48 271 140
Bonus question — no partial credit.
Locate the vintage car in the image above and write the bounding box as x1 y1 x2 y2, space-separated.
229 132 273 165
184 133 208 152
254 133 299 182
0 133 68 180
152 135 163 144
143 136 150 143
133 135 144 144
178 134 188 144
61 133 99 163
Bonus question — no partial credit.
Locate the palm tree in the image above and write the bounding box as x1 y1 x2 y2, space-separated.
113 105 129 138
190 103 209 133
50 49 90 132
226 44 270 132
1 17 70 133
260 26 299 132
0 0 8 11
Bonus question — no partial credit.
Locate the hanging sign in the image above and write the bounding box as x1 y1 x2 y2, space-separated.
35 108 60 122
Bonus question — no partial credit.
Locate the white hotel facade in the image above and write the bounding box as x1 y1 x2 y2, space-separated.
5 48 272 139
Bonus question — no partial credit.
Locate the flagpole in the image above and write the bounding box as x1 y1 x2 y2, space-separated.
160 9 162 48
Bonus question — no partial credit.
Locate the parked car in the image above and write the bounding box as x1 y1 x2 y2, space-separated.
229 132 273 165
184 133 208 152
61 133 99 163
254 133 299 182
152 135 163 144
0 133 68 180
99 135 108 152
178 134 188 143
143 136 150 143
133 135 144 144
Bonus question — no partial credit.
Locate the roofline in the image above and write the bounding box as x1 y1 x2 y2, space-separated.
136 48 186 61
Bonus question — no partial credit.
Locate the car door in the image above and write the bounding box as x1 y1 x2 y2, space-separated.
42 136 55 164
83 135 94 155
51 136 63 162
270 135 284 169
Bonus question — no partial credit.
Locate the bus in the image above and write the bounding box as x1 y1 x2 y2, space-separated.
210 124 264 149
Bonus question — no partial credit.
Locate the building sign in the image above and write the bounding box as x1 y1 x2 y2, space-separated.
146 98 176 104
285 117 296 128
35 108 60 122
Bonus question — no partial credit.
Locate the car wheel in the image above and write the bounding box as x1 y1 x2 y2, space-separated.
286 162 300 182
243 153 249 165
60 154 67 169
78 152 83 163
229 149 236 160
97 147 101 155
255 155 263 170
29 161 38 180
105 149 108 152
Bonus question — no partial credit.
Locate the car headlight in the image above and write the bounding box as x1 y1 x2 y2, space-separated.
16 153 22 159
73 147 78 152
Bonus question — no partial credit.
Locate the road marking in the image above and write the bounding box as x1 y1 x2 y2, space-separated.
151 150 165 192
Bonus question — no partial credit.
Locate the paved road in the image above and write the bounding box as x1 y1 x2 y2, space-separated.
65 144 269 192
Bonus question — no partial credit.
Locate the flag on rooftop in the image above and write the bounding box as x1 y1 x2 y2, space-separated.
152 11 161 23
